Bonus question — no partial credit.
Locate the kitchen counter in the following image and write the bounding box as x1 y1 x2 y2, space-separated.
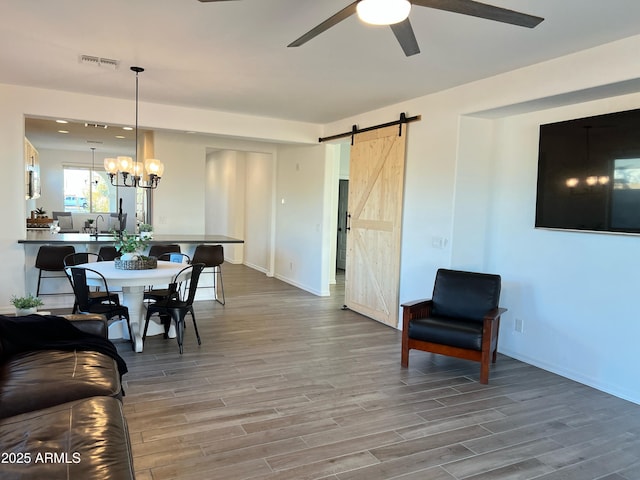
18 231 244 245
19 231 244 312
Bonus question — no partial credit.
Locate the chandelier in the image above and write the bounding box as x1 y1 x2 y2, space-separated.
565 126 610 190
104 66 164 189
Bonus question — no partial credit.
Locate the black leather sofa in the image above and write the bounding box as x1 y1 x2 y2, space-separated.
0 314 135 479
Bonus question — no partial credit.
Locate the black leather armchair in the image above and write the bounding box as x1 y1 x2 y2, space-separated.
401 268 507 384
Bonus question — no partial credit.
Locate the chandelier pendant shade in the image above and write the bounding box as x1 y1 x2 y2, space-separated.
105 66 163 189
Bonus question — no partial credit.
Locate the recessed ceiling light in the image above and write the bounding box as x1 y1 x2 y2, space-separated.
122 127 133 131
115 135 126 139
58 130 69 134
56 119 69 124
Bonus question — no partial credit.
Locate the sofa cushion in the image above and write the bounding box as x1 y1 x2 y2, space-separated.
0 314 127 379
62 314 108 337
0 396 135 480
0 350 121 419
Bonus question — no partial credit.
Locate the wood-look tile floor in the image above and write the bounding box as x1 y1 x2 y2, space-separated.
114 264 640 480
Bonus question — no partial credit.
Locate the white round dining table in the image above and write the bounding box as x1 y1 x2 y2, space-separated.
73 260 189 352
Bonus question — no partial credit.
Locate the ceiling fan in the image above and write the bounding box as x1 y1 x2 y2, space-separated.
197 0 544 57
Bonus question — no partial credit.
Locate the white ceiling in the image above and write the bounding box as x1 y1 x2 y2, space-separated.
4 0 640 128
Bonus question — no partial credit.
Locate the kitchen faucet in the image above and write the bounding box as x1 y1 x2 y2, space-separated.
94 215 105 238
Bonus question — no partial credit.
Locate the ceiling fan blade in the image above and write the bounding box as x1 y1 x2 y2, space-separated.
288 1 359 48
411 0 544 28
390 19 420 57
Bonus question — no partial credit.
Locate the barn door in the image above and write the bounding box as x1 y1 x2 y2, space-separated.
344 125 406 328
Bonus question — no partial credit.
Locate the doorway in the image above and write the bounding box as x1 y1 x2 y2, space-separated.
336 179 349 272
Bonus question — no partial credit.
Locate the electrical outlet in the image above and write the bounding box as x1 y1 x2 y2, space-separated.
515 318 524 333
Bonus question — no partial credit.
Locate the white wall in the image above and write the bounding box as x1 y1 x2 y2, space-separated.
484 99 640 404
244 152 274 274
274 144 334 296
153 131 207 235
205 150 245 264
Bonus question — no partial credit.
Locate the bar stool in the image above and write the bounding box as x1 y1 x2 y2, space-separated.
148 244 181 258
35 245 76 296
97 246 119 261
191 244 225 305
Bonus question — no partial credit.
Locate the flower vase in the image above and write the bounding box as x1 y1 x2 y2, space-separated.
16 307 37 316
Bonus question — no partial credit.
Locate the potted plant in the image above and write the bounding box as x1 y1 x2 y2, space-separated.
34 207 47 218
11 294 44 316
139 223 153 240
113 230 149 261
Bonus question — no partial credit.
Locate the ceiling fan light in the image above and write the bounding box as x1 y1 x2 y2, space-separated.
357 0 411 26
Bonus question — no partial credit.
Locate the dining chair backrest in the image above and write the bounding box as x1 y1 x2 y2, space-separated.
185 263 205 305
69 267 108 311
63 252 102 267
170 263 205 305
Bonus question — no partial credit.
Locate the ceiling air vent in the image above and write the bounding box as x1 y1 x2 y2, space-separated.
79 55 120 70
85 123 108 129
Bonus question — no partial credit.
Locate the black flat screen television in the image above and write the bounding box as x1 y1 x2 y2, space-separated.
536 108 640 234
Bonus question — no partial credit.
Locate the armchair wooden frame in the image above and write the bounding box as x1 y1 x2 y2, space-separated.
401 299 507 384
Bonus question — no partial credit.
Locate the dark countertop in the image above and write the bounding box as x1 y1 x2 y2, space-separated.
18 232 244 245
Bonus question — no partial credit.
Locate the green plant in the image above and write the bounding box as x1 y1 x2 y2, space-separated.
139 223 153 233
87 218 95 225
11 294 44 309
113 230 149 254
34 207 46 215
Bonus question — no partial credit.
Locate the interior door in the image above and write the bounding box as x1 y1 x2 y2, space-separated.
336 179 349 270
344 125 407 328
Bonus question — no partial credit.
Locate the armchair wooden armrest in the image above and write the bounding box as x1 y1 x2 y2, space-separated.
401 299 432 368
401 299 432 327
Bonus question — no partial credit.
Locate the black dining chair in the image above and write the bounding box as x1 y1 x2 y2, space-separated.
63 253 120 313
144 252 191 304
68 267 132 347
143 263 205 354
191 244 225 305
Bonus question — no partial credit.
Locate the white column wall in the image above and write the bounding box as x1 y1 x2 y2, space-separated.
244 152 274 274
274 144 331 296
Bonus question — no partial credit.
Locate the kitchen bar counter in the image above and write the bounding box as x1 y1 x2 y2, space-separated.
18 231 244 245
19 231 244 315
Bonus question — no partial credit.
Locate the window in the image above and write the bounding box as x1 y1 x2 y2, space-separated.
63 167 112 213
